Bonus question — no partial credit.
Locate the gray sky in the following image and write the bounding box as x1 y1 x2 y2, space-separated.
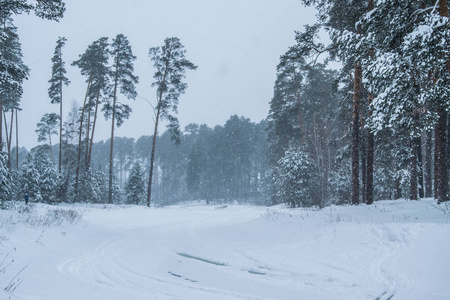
14 0 316 149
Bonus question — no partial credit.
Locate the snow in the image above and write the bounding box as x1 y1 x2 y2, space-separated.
1 199 450 300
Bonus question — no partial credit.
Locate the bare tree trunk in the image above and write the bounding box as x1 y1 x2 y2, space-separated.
59 94 62 173
435 109 448 203
360 117 367 204
3 111 9 163
436 0 449 203
15 108 18 170
87 88 101 167
84 99 91 167
352 62 362 205
48 130 54 166
394 176 402 200
416 136 424 198
365 0 375 205
0 98 3 152
7 110 13 167
410 139 418 200
424 130 433 197
147 61 170 207
109 56 120 204
147 105 161 207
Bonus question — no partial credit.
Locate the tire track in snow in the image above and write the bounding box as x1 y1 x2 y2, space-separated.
369 223 418 300
57 229 272 300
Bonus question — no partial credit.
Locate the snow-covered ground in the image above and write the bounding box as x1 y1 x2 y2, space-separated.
1 199 449 300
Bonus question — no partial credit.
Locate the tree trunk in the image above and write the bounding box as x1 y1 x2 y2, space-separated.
435 108 448 203
360 130 367 204
59 87 63 173
59 46 63 174
147 104 161 207
365 0 375 205
84 98 91 167
435 0 449 203
424 130 433 197
147 60 170 207
109 53 120 204
0 98 3 152
394 176 402 200
366 126 374 204
352 61 362 205
7 109 13 167
416 136 424 198
15 108 18 170
48 131 54 166
410 139 418 200
3 111 9 163
87 88 101 167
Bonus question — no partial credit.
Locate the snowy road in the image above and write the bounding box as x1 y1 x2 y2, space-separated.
2 200 450 300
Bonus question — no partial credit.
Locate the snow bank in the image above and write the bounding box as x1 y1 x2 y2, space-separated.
0 200 449 299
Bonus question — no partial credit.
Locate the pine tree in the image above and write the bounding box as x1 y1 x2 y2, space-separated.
33 149 57 203
359 0 450 202
147 37 197 207
275 143 320 207
18 154 41 203
105 34 138 204
35 113 59 164
72 37 110 168
48 36 69 173
78 168 106 203
125 162 145 205
0 15 28 152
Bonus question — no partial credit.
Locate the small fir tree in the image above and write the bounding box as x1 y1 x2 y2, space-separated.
125 163 146 205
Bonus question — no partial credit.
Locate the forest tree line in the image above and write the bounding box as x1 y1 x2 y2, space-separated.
0 0 449 208
264 0 449 207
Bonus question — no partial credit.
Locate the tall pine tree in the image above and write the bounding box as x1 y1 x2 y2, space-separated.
105 34 138 204
48 36 69 173
147 37 197 207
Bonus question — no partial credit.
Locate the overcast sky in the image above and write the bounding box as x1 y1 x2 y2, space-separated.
14 0 317 149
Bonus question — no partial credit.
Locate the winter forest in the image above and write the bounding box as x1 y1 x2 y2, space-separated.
1 1 450 299
0 0 448 208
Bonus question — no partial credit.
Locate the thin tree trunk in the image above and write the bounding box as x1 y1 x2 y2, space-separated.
435 109 448 203
424 130 433 197
3 111 9 161
0 98 3 152
410 139 418 200
74 77 92 201
59 43 63 174
109 57 120 204
87 88 101 167
59 77 63 173
366 127 374 204
416 136 424 198
360 117 367 204
15 108 18 170
394 176 402 200
352 61 362 205
147 61 170 207
48 131 54 166
436 0 449 203
365 0 375 205
84 98 91 167
147 105 161 207
7 109 13 167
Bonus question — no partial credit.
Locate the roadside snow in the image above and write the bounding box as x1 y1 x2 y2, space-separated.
1 199 449 300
